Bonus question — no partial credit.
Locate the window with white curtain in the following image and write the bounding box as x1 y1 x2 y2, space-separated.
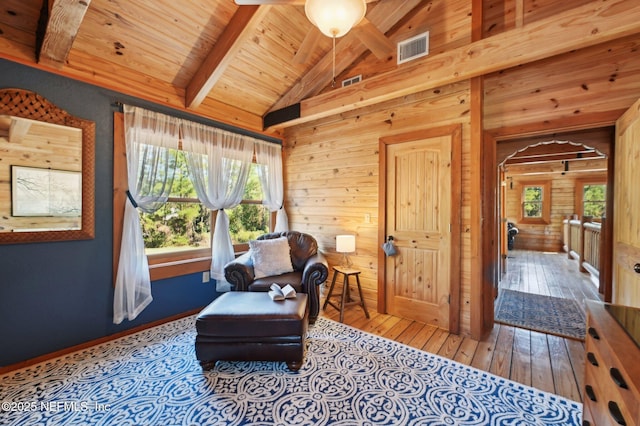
113 106 287 322
141 154 270 256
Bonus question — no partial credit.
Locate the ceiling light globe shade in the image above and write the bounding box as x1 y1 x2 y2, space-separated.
305 0 367 38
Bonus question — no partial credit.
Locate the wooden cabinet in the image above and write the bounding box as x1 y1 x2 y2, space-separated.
584 301 640 426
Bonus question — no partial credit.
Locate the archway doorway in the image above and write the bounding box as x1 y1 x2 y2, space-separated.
492 127 613 336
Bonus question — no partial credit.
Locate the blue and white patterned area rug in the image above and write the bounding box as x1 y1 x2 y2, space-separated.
495 289 586 340
1 315 581 425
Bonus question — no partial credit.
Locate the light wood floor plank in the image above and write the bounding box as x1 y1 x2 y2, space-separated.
489 325 515 379
383 318 414 341
395 320 427 346
530 331 555 394
422 327 448 354
470 323 500 372
407 323 438 351
437 334 463 360
564 338 586 402
453 337 478 365
511 327 532 386
547 334 582 401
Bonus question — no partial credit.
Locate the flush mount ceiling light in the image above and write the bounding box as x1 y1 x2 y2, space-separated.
304 0 367 38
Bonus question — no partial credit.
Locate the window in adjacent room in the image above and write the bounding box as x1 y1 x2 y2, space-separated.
523 185 543 218
520 181 550 224
578 181 606 219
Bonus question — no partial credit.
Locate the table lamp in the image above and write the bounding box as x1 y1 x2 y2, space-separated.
336 234 356 268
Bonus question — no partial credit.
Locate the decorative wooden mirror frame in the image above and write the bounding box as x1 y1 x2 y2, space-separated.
0 88 95 244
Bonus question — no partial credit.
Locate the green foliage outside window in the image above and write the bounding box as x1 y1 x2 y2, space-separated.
141 151 268 253
141 151 210 252
523 186 543 218
141 202 210 250
227 169 269 244
583 184 606 218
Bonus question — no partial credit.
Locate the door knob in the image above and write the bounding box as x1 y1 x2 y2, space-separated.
635 263 640 274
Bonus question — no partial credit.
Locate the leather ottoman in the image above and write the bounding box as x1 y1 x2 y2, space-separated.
195 292 308 371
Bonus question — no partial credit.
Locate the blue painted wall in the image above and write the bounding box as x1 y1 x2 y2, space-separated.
0 59 223 367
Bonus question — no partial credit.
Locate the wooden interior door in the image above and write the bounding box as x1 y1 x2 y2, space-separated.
383 130 454 330
613 98 640 307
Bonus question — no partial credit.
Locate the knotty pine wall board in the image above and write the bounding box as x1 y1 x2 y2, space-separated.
284 82 473 333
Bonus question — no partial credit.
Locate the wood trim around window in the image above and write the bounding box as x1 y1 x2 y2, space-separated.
112 112 212 284
574 178 606 219
519 180 551 224
113 112 126 285
113 112 277 284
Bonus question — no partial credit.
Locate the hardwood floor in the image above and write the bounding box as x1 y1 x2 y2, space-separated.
319 250 602 403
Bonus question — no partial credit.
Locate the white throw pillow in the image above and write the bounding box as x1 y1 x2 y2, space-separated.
250 236 294 279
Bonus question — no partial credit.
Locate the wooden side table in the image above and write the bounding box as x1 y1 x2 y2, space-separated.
323 266 370 323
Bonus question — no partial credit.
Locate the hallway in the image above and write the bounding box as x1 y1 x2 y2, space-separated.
500 249 603 312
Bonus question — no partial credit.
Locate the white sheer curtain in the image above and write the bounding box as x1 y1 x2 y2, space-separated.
113 106 180 324
181 120 255 291
255 141 289 233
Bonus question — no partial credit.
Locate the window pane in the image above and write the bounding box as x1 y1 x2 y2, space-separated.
583 184 606 217
169 151 197 198
142 201 211 254
228 203 270 244
523 186 543 218
140 158 268 254
226 162 269 244
244 163 263 201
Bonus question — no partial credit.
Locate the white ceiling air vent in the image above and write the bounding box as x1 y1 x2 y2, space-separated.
342 74 362 88
397 31 429 65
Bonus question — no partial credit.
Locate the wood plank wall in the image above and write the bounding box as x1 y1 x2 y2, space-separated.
483 33 640 130
284 82 473 333
283 0 640 336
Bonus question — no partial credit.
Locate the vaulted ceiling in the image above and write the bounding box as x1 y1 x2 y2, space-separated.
1 0 639 136
0 0 428 133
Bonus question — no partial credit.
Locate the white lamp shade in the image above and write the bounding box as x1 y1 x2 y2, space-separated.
305 0 367 38
336 234 356 253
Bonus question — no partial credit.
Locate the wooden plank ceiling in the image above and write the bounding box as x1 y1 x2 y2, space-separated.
1 1 640 134
0 0 423 133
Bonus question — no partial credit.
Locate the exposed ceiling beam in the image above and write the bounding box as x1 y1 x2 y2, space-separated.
270 0 424 112
185 5 270 110
293 27 322 64
36 0 91 69
268 0 640 129
353 17 395 60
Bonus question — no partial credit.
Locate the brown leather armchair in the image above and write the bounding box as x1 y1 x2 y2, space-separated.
224 231 329 323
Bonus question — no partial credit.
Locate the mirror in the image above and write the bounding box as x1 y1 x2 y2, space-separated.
0 88 95 244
